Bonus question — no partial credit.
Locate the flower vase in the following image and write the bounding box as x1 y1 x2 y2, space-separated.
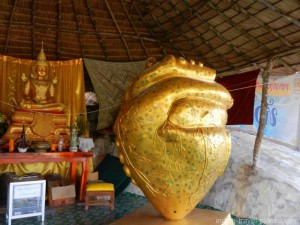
69 126 78 152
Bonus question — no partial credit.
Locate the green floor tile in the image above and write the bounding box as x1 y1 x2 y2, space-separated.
0 192 264 225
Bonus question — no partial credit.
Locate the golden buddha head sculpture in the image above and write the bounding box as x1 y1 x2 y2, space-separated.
114 55 233 220
34 44 48 80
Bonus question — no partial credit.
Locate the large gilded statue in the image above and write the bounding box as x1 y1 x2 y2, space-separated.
114 55 233 220
4 44 70 144
20 45 64 112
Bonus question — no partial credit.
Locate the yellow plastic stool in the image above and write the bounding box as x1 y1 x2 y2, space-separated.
85 183 115 211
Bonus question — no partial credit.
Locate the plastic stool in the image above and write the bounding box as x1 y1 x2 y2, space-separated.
85 182 115 211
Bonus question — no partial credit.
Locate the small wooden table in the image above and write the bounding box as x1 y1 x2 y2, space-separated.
0 152 94 201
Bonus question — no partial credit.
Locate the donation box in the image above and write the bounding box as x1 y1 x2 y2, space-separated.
6 178 46 225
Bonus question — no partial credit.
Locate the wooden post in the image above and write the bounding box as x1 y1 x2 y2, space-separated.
253 60 273 169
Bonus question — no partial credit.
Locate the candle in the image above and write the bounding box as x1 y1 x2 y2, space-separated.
9 139 14 152
51 143 57 151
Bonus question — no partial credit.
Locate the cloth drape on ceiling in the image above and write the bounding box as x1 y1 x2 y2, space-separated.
83 58 146 130
216 69 260 125
0 55 87 178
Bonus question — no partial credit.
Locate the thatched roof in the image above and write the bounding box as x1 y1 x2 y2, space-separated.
0 0 299 76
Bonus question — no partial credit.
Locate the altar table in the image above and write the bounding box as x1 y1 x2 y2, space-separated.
0 152 94 201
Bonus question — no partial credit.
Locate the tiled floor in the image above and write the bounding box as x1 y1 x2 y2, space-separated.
0 192 263 225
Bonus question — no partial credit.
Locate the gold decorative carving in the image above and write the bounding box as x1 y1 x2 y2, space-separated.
31 113 56 137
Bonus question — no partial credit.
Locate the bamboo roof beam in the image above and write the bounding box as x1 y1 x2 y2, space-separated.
133 4 167 55
71 0 85 57
169 39 187 59
4 0 17 54
233 2 292 48
257 0 300 28
31 0 36 58
56 0 61 59
130 0 136 12
0 20 159 43
156 1 223 38
104 0 132 61
165 0 234 70
192 13 253 66
180 0 255 69
141 0 186 59
177 0 246 46
120 0 149 58
153 1 212 67
219 45 300 74
275 57 298 74
85 0 109 61
157 1 205 31
200 2 284 49
208 2 272 55
213 22 297 69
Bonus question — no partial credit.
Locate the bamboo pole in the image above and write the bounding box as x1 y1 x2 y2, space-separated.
4 0 17 54
220 45 300 75
257 0 300 27
253 59 273 169
120 0 149 58
104 0 132 61
87 0 113 61
56 0 61 59
209 2 273 55
31 0 36 59
134 4 167 56
71 0 85 57
141 1 187 59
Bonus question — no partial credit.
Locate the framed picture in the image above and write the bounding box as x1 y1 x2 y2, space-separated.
6 179 46 225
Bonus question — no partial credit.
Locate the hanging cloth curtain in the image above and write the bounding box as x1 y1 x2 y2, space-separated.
83 58 146 130
216 69 260 125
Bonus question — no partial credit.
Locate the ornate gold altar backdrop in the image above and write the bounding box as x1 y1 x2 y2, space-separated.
0 55 86 125
0 55 87 178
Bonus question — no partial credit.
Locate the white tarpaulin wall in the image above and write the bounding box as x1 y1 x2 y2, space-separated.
253 72 300 149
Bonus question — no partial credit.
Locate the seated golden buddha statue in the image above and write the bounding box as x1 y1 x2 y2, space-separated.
20 49 64 111
4 44 70 145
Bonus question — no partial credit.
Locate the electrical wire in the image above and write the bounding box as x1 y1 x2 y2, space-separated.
0 78 293 116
